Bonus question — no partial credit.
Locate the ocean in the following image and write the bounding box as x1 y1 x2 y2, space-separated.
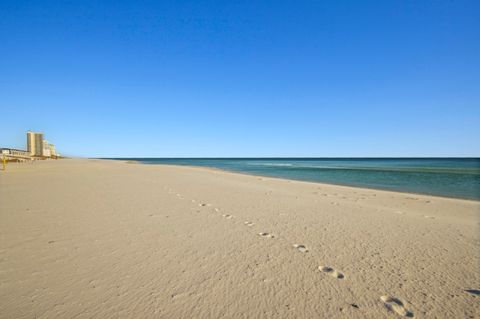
109 158 480 200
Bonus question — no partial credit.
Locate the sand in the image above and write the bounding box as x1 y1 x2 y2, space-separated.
0 159 478 318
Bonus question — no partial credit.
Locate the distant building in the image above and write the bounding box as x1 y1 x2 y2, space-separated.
1 148 32 161
42 140 56 158
43 140 51 157
50 144 57 157
2 131 59 161
27 131 44 156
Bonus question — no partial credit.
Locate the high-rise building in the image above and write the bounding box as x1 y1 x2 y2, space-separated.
27 131 44 156
42 140 56 157
49 144 56 157
43 140 51 157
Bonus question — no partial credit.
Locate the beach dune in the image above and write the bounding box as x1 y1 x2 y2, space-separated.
0 159 478 318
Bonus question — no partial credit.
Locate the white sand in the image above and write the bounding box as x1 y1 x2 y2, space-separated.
0 159 478 318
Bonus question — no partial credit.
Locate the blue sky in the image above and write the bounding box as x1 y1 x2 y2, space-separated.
1 0 479 157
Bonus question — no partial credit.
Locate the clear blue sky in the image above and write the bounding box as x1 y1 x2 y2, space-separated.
1 1 479 157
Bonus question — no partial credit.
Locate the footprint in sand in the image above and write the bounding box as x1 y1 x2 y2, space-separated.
258 232 274 238
222 214 233 219
244 221 255 227
199 203 210 207
380 296 414 317
293 244 308 253
318 266 345 279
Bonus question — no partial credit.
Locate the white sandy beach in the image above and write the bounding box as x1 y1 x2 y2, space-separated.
0 159 478 318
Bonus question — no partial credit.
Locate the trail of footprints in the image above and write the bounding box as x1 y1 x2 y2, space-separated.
163 186 415 317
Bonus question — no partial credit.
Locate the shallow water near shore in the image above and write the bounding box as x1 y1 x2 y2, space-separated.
108 158 480 200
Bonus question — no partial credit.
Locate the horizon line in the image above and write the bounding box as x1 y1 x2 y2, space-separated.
96 156 480 159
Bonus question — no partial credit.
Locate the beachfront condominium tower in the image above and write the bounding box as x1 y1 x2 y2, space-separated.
27 131 44 156
42 140 56 157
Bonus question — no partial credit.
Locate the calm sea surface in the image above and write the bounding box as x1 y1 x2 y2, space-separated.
108 158 480 200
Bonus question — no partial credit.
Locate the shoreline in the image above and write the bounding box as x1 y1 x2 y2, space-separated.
118 159 480 203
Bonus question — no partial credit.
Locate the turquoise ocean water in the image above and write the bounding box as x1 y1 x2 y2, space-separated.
109 158 480 200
